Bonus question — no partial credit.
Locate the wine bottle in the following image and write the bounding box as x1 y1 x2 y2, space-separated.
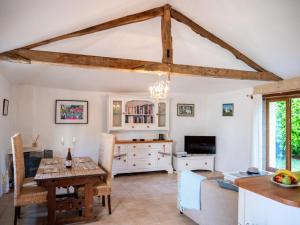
66 147 72 168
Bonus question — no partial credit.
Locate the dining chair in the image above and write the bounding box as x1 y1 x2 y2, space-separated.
77 133 115 214
96 133 115 214
11 133 47 225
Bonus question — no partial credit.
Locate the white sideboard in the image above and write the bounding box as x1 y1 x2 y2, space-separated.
173 155 215 172
112 141 173 176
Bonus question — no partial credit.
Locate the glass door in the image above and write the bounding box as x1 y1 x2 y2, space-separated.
291 98 300 171
112 100 123 128
266 93 300 171
267 100 287 170
157 102 166 128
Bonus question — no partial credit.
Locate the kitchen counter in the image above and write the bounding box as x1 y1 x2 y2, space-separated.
235 175 300 208
115 140 173 144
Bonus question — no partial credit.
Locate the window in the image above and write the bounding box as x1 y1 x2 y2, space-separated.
265 91 300 172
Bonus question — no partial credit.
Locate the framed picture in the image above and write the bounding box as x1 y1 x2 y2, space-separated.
177 104 194 117
222 103 234 116
2 99 9 116
55 100 88 124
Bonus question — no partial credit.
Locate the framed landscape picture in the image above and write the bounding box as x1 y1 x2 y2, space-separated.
55 100 88 124
177 104 194 117
2 99 9 116
222 103 234 116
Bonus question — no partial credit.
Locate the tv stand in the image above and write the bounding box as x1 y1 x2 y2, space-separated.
173 154 215 171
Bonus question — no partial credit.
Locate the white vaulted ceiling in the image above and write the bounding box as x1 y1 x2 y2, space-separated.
0 0 299 93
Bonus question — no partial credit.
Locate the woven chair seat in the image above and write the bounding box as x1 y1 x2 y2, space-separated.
15 185 47 206
77 180 111 197
23 177 37 187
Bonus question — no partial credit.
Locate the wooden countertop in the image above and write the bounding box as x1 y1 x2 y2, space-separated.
115 140 173 144
235 175 300 208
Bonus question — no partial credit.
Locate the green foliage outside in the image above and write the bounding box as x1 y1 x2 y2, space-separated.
276 99 300 158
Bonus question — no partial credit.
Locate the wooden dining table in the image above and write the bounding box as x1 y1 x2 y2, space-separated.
34 157 106 225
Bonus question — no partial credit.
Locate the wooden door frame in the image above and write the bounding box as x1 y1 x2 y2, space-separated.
265 92 300 171
265 98 288 171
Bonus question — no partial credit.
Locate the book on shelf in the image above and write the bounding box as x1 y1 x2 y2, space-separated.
126 104 153 115
125 115 154 124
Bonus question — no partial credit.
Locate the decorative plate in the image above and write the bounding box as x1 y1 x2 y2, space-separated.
270 177 300 188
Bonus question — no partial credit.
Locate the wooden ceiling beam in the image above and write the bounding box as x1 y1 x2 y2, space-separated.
161 4 173 64
0 49 281 81
170 8 282 80
0 4 283 82
16 6 164 50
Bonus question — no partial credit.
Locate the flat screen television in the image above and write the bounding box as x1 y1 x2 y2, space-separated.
185 136 216 154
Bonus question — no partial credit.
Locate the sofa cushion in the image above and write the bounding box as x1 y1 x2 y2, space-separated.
217 179 239 192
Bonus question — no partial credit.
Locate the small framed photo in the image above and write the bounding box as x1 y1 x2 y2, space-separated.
222 103 234 116
2 99 9 116
177 104 194 117
55 100 88 124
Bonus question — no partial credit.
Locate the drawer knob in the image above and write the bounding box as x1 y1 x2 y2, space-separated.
124 160 126 162
132 126 135 128
158 158 160 160
148 145 151 148
185 163 188 166
148 163 151 165
133 164 136 167
147 126 150 128
205 162 207 165
148 153 151 156
133 146 136 148
133 154 136 156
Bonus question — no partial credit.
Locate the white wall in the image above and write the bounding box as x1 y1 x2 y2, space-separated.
169 88 255 172
205 88 254 171
0 74 16 196
169 94 209 152
13 85 255 173
15 85 108 160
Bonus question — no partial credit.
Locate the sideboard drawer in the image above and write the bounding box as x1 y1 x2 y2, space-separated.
125 143 170 150
114 145 126 154
198 158 213 170
174 156 214 171
128 150 157 159
177 159 196 170
178 159 210 170
113 157 128 169
157 155 171 168
128 159 157 170
112 142 173 176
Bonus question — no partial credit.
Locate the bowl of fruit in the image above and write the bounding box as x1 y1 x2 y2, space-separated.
271 170 300 188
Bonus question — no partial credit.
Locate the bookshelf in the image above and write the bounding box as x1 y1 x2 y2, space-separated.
108 96 169 130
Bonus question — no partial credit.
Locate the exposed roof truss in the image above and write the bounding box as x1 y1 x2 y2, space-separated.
0 4 282 81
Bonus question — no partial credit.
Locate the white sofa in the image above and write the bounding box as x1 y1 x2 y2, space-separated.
178 175 238 225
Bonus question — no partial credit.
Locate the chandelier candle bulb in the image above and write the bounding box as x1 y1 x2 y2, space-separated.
149 74 170 99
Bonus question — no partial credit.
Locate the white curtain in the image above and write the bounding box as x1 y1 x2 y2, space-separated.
252 94 263 170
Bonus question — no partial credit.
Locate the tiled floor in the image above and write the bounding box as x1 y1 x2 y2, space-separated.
0 172 207 225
